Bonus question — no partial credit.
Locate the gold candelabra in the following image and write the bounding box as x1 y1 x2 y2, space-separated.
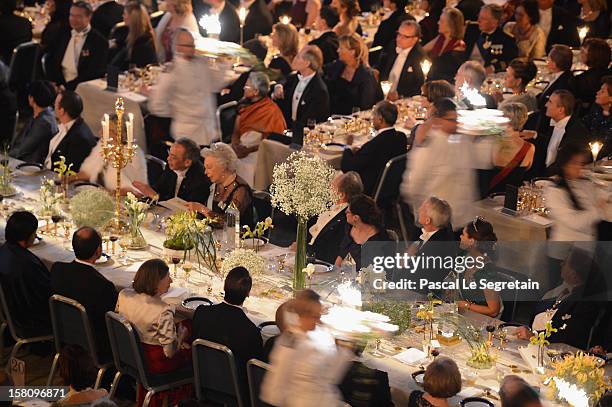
101 97 136 234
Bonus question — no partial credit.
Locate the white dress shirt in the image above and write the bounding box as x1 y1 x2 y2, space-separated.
45 119 76 169
538 7 553 38
61 25 91 83
292 72 315 122
79 140 148 192
419 228 437 243
545 115 570 167
309 202 347 244
148 55 231 146
388 46 412 93
173 169 187 197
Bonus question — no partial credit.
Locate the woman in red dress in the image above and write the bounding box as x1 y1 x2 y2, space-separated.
423 7 466 83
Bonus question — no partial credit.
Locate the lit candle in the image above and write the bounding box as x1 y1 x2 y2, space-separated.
381 80 392 98
127 113 134 146
280 15 291 25
578 26 589 43
420 59 432 77
590 141 602 166
239 7 247 25
102 113 109 145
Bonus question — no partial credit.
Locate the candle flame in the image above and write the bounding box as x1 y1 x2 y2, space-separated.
381 80 392 98
578 26 589 41
199 14 221 35
280 15 291 24
590 141 603 159
420 59 432 76
239 7 248 24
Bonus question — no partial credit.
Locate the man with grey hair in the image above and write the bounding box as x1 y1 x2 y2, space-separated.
377 19 426 101
499 375 542 407
341 101 408 196
273 45 330 133
464 4 518 74
454 61 497 109
308 171 363 262
133 137 211 205
147 28 231 146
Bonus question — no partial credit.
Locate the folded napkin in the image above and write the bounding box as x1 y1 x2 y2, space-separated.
393 348 427 365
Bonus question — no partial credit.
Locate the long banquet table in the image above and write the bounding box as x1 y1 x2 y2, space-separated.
1 160 597 406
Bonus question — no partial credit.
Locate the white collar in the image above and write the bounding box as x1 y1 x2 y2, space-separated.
59 118 77 133
74 258 96 267
375 126 394 136
298 72 315 82
419 228 437 242
71 25 91 37
174 168 188 178
550 115 570 128
539 7 552 14
396 45 413 55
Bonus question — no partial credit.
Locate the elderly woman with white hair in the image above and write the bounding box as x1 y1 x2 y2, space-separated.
481 102 535 195
185 143 254 227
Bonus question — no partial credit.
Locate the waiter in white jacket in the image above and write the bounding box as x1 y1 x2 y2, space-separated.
261 290 354 407
147 28 231 147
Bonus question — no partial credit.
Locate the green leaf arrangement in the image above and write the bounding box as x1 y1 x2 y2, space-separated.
69 189 115 228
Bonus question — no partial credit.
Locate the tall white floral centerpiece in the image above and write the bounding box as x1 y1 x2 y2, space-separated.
270 151 336 291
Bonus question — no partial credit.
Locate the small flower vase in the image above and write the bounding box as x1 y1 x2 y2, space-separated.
127 223 147 249
429 319 434 341
537 343 545 368
293 216 308 292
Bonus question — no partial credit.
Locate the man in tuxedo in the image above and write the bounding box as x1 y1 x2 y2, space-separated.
44 90 97 172
243 0 273 42
192 267 262 402
10 80 58 164
202 0 241 43
372 0 411 49
133 138 211 205
308 172 363 263
530 90 590 178
51 227 118 362
499 376 543 407
535 44 574 111
537 0 579 51
309 6 340 65
377 20 425 101
0 0 32 65
464 4 518 74
341 101 408 196
273 45 330 132
454 61 497 109
0 211 51 337
44 1 108 90
91 0 123 38
405 197 457 287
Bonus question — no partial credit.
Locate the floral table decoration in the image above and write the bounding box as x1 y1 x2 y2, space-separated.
123 192 150 249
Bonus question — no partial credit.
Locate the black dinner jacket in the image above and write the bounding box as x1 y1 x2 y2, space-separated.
10 107 58 164
192 302 263 400
377 42 426 98
50 117 98 172
308 207 348 263
341 128 408 196
219 2 241 44
543 6 580 52
0 242 51 338
309 31 339 66
152 160 211 205
277 72 330 130
530 114 591 179
536 70 573 112
45 27 109 90
569 67 612 107
243 0 273 42
50 260 118 362
372 10 413 49
0 13 32 66
464 24 518 73
400 227 457 287
91 0 124 39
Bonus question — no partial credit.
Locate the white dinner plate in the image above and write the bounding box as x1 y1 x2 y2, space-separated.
313 264 333 273
16 163 43 175
95 253 111 265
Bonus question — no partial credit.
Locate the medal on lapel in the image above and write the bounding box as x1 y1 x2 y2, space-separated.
483 40 491 49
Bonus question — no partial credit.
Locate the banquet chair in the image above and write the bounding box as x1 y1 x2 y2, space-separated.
460 397 494 406
373 153 409 211
217 101 239 143
105 312 193 407
252 190 274 225
192 338 245 407
0 283 53 367
8 41 40 116
246 359 273 407
150 10 165 27
46 295 113 388
145 154 167 186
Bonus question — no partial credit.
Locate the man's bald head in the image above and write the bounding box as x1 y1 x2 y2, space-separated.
72 226 103 262
499 375 542 407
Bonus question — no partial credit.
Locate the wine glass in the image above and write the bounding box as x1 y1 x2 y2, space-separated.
118 238 131 265
351 107 361 117
109 235 119 255
369 339 385 358
183 261 193 283
171 257 181 278
51 214 63 237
